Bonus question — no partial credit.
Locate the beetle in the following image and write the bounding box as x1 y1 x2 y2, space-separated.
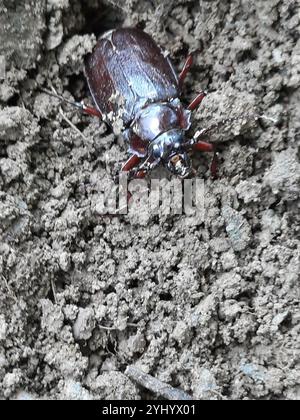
43 27 260 180
82 27 217 180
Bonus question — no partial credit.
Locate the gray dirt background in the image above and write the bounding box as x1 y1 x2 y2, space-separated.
0 0 299 400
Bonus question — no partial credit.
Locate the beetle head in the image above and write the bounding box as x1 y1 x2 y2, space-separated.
149 130 193 178
166 152 193 178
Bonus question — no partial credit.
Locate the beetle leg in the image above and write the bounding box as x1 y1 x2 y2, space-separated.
120 157 160 203
121 155 142 172
62 100 102 119
112 155 141 203
127 157 156 180
126 156 160 181
192 140 214 153
131 169 148 179
210 152 219 179
187 91 207 111
178 54 193 87
80 103 103 119
192 141 218 179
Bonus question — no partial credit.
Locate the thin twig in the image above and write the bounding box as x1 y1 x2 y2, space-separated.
125 365 193 400
105 0 129 13
1 274 17 302
59 107 87 141
45 85 87 141
99 320 138 331
50 278 57 304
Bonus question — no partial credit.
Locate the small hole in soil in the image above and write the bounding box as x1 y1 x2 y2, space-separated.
0 145 8 158
280 313 293 331
81 222 95 241
53 271 70 291
81 1 125 38
235 290 254 302
46 284 56 303
128 278 139 288
239 136 250 146
104 285 116 295
107 337 118 355
173 42 190 59
79 341 92 357
268 197 281 210
7 93 19 107
136 21 147 30
159 292 172 301
222 71 232 82
67 74 86 99
237 49 257 63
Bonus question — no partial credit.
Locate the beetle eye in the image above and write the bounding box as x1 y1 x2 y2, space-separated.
170 155 180 165
152 144 163 159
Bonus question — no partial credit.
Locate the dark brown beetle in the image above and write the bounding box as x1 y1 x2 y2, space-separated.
42 28 221 178
82 27 216 179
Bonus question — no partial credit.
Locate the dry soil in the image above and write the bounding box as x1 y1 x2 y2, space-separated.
0 0 299 400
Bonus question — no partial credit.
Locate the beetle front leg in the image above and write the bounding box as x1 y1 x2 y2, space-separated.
121 155 143 173
192 141 218 179
117 155 147 202
192 140 214 153
127 158 157 181
125 155 161 182
182 136 218 179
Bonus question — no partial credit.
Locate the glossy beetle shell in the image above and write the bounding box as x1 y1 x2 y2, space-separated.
85 28 179 127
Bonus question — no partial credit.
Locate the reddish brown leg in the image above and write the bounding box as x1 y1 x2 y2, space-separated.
187 91 207 111
121 154 157 179
192 140 214 153
193 141 218 179
179 54 193 87
120 155 144 202
121 155 142 172
133 170 147 179
81 104 102 118
210 152 218 179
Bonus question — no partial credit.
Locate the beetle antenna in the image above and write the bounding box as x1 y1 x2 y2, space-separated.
39 87 85 110
188 113 277 145
39 86 102 118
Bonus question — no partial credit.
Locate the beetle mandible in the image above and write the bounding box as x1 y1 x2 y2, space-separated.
82 27 219 180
